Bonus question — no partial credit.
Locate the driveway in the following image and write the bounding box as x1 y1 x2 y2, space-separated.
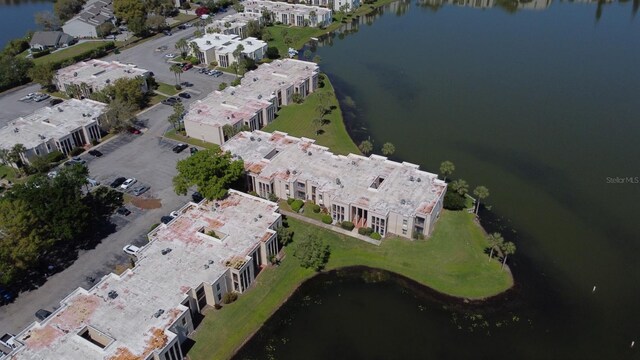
0 98 195 335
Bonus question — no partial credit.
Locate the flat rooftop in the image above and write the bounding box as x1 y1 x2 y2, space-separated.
207 12 262 30
244 0 332 16
222 131 447 217
10 191 280 360
191 33 266 54
56 59 149 90
184 59 317 128
0 99 105 150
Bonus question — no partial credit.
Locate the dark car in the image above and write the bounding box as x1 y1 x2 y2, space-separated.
128 127 141 134
35 309 52 321
0 286 13 304
190 147 198 155
163 30 172 36
110 177 126 188
116 207 131 216
88 149 103 157
161 215 174 224
192 191 204 203
49 98 63 106
172 143 188 153
177 24 186 30
178 92 191 99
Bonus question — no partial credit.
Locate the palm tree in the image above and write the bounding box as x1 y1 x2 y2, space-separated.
440 160 455 181
381 142 395 156
232 44 245 77
309 10 317 26
473 186 489 215
359 140 373 156
487 233 504 262
312 117 323 135
175 38 188 58
501 241 516 269
194 30 203 38
450 179 469 196
170 64 183 86
190 41 199 59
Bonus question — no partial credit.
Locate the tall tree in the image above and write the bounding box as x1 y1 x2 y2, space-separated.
145 14 167 32
175 38 189 58
501 241 516 269
34 11 62 31
222 124 235 140
487 232 504 262
102 98 136 133
232 44 245 77
450 179 469 196
170 64 183 85
9 144 27 176
173 148 244 200
381 142 395 156
440 160 455 181
359 139 373 156
114 0 147 35
292 234 330 271
111 77 146 109
473 186 489 215
28 63 55 90
97 22 116 38
53 0 85 22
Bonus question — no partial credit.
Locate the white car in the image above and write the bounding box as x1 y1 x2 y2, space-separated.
47 171 58 179
120 178 137 190
165 53 176 58
123 244 140 256
170 211 180 218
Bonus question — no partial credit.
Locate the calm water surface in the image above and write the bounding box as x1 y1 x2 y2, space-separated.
238 1 640 359
0 0 54 47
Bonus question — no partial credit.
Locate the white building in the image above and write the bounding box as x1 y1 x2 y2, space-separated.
303 0 360 12
190 33 267 67
55 59 151 98
7 190 282 360
222 131 447 239
184 59 319 145
0 99 105 164
205 12 263 39
62 0 114 38
244 0 333 27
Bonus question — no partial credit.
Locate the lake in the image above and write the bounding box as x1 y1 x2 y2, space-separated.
0 0 54 48
236 0 640 359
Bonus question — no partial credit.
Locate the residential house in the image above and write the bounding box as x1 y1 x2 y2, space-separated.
62 0 114 38
244 0 333 27
29 31 76 51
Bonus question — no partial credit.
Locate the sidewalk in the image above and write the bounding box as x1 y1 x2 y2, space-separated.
280 209 382 246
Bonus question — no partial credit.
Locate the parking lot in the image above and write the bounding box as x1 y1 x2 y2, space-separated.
0 100 197 335
0 84 60 126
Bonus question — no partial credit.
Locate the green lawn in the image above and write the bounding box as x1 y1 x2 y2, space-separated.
156 82 179 96
148 93 168 106
189 211 512 360
263 75 359 155
33 41 112 65
0 165 18 183
264 24 327 57
164 129 220 150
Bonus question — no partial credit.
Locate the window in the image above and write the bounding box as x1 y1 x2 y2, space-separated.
216 283 221 291
217 293 222 301
182 317 187 326
402 229 407 235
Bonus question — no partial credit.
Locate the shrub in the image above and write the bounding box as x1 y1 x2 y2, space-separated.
214 303 222 310
370 232 382 240
268 193 279 202
413 231 425 240
312 204 321 213
218 82 228 91
358 227 373 236
175 84 182 90
292 234 330 271
341 221 354 230
291 199 304 212
91 139 99 146
230 78 241 86
222 292 238 304
69 147 84 156
443 189 466 211
276 226 293 246
248 191 258 197
291 93 304 104
31 49 51 59
321 214 332 224
266 46 280 59
286 198 295 205
149 223 160 232
46 150 65 163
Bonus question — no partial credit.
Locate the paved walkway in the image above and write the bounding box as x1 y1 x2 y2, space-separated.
280 210 382 246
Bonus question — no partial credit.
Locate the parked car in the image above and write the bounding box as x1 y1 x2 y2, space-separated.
0 333 17 349
88 149 103 157
120 178 137 190
47 171 58 179
86 178 100 187
164 53 176 58
178 92 191 99
123 244 140 256
132 185 149 196
0 286 13 305
177 24 186 30
110 177 126 188
33 93 50 102
71 156 86 164
192 191 204 203
180 81 193 87
182 63 193 71
170 211 180 218
116 207 131 216
64 159 85 167
35 309 52 321
172 143 188 153
163 30 172 36
190 147 198 155
49 98 63 106
161 215 174 224
162 97 179 105
128 127 141 134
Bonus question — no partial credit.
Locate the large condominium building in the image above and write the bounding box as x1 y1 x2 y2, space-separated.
205 12 263 39
190 33 267 67
184 59 319 145
55 59 151 98
302 0 360 12
62 0 114 38
244 0 333 27
0 99 105 164
222 131 447 239
7 191 282 360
